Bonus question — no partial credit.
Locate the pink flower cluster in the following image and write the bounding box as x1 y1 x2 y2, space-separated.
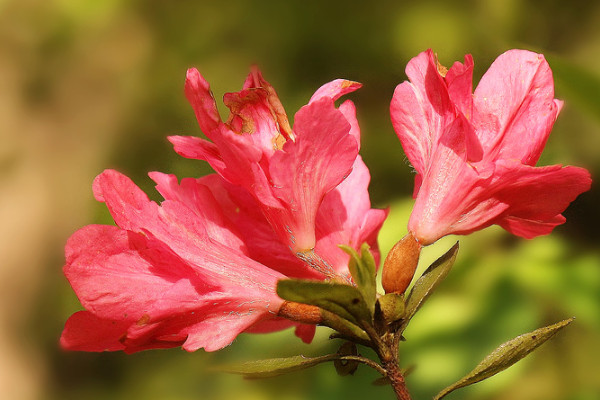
60 68 387 353
391 49 591 245
61 49 591 354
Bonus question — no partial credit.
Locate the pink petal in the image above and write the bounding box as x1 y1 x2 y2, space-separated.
315 156 387 273
149 172 246 252
60 311 128 352
168 135 226 173
493 161 592 238
445 54 474 119
390 50 452 179
123 293 274 352
199 174 324 280
64 225 212 320
309 79 362 103
93 169 285 293
269 97 358 251
338 100 361 150
223 87 282 155
408 116 504 244
473 50 561 165
184 68 222 139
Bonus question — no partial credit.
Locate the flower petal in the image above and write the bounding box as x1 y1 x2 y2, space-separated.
315 156 387 272
390 50 454 180
473 50 561 165
184 68 222 139
269 97 358 251
197 174 324 279
60 311 128 352
64 225 203 321
493 161 592 238
445 54 474 119
309 79 362 103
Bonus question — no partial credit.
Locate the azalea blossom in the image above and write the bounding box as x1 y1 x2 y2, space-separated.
170 68 363 255
391 49 591 245
61 70 386 353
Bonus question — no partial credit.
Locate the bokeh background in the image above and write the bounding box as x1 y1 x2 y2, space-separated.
1 0 599 399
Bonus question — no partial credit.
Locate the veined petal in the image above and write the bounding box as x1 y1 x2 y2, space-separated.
149 172 246 252
64 225 209 321
493 160 592 238
93 170 285 291
473 49 561 165
390 50 454 178
315 156 387 272
198 174 324 280
269 97 358 251
408 116 504 245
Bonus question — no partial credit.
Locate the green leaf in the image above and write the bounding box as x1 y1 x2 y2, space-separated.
402 242 458 329
218 354 341 379
434 318 574 400
277 279 371 325
340 243 377 314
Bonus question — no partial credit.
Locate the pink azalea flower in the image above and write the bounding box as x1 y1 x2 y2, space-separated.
61 170 289 353
391 49 591 245
170 68 363 254
61 69 387 353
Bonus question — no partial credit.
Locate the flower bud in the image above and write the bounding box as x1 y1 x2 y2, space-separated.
381 233 422 294
277 301 323 325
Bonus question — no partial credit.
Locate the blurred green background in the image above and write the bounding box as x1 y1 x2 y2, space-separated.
1 0 599 399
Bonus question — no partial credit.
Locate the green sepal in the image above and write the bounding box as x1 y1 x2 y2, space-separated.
401 242 458 331
340 243 377 315
334 342 359 376
376 293 405 325
434 318 574 400
324 310 371 345
218 354 344 379
277 279 371 325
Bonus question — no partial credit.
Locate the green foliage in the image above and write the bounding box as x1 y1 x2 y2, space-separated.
401 243 459 332
217 354 345 379
277 280 371 325
340 244 378 315
434 318 574 399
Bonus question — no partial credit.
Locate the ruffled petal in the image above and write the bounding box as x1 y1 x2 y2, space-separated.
408 116 504 244
493 161 592 238
309 79 362 103
64 225 207 320
149 172 246 253
184 68 222 139
198 174 323 280
269 97 358 251
390 50 455 181
473 50 561 165
445 54 474 119
315 156 386 272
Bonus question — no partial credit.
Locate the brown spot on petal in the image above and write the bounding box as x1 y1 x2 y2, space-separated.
341 80 359 89
436 60 448 77
136 313 151 326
